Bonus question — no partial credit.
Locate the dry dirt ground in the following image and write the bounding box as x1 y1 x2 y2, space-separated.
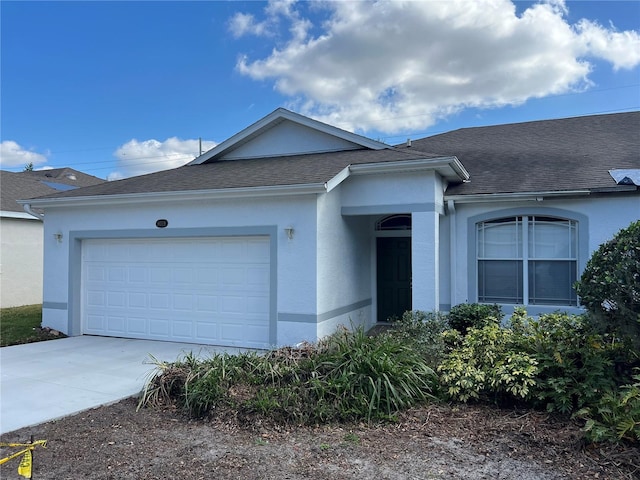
1 397 638 480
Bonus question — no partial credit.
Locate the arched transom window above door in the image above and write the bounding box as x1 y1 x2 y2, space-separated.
376 214 412 231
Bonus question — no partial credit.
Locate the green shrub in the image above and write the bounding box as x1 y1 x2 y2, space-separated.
574 220 640 348
447 303 502 334
576 369 640 443
510 310 618 413
392 310 449 365
438 323 538 403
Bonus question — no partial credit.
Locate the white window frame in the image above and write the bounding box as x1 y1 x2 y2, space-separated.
477 215 578 306
468 208 588 313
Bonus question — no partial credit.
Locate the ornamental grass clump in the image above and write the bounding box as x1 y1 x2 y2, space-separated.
309 325 438 421
139 325 438 423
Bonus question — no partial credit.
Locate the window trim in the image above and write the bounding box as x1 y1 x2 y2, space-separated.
467 207 588 315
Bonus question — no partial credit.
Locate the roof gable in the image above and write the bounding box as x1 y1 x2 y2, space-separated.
190 108 387 164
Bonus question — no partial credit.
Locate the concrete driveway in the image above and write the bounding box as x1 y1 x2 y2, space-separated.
0 336 238 434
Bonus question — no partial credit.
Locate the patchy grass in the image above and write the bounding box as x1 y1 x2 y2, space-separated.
0 304 65 347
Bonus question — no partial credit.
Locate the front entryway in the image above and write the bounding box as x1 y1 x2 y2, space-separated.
376 237 412 322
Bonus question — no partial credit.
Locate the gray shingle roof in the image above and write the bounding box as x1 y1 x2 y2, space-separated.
20 112 640 204
28 148 445 200
1 168 104 212
405 111 640 195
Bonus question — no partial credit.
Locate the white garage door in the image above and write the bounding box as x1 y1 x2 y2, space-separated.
81 237 271 348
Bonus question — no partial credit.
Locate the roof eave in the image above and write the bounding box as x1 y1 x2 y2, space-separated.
444 190 593 203
0 210 42 220
19 183 327 209
349 156 469 182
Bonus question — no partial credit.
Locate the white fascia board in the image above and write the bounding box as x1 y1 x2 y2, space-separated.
189 108 387 165
0 210 41 220
19 183 327 209
325 166 351 192
445 190 591 203
349 156 469 182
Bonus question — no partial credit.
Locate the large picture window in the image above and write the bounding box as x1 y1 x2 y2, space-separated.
477 216 577 306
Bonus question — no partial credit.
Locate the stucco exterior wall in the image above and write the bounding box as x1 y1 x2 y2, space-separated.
0 217 44 308
341 170 442 212
446 193 640 315
341 170 447 317
40 194 320 346
316 185 372 333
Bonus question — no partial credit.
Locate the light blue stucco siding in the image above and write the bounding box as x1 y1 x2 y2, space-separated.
446 194 640 316
340 170 446 319
41 194 320 347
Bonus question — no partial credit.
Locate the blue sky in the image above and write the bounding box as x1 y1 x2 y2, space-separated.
1 0 639 180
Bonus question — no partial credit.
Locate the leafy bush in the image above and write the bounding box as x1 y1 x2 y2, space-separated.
574 220 640 347
510 310 619 413
438 323 538 403
392 310 449 365
576 369 640 443
447 303 502 334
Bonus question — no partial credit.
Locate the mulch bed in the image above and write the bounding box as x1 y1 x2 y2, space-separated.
1 398 638 480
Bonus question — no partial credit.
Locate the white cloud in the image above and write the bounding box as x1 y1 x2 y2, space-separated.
108 137 216 181
233 0 640 134
228 0 310 40
228 12 272 38
0 141 48 168
575 19 640 70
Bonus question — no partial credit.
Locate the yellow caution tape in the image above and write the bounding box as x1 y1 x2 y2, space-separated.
0 441 47 449
0 440 46 479
17 450 32 479
0 447 31 465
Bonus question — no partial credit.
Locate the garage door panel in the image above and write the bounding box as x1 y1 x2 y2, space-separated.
128 317 146 334
196 320 219 340
196 295 218 312
87 290 105 307
107 315 126 333
82 237 271 347
197 268 220 285
86 314 104 331
148 293 168 309
173 294 194 311
128 267 147 283
171 319 193 338
128 292 147 308
247 296 269 314
107 291 126 307
86 265 106 281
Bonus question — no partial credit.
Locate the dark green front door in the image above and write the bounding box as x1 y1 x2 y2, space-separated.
377 237 412 322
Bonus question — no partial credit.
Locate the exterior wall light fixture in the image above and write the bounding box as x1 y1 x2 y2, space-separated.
284 227 294 240
53 233 63 243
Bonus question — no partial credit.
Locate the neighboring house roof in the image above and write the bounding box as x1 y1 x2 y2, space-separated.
404 111 640 197
1 168 104 216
